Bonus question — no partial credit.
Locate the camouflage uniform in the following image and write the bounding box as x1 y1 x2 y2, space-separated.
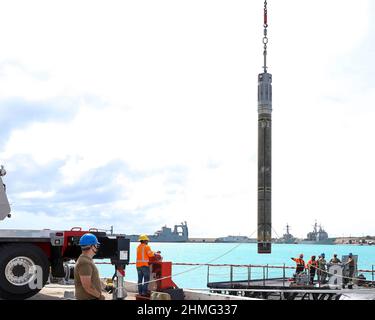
317 257 327 284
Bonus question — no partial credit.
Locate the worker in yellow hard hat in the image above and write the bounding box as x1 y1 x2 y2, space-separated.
136 234 160 296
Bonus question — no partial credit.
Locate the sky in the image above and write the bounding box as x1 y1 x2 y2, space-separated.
0 0 374 238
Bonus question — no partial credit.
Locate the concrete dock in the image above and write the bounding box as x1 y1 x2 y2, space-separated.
26 283 137 300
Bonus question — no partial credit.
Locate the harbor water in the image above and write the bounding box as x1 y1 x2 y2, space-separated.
97 243 375 290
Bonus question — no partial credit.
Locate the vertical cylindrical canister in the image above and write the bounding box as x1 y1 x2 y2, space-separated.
257 72 272 254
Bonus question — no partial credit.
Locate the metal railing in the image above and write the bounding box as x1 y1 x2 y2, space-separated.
206 264 295 288
205 263 375 288
94 261 375 287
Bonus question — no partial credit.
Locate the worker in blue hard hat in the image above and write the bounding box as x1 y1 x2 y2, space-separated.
74 233 105 300
343 253 356 289
317 253 327 285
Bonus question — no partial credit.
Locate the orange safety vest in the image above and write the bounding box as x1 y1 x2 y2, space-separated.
293 258 305 267
307 260 318 269
136 243 154 268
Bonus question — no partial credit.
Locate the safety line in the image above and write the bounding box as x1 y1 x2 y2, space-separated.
133 229 258 286
94 261 375 276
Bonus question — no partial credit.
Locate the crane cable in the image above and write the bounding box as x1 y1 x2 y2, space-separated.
263 0 269 73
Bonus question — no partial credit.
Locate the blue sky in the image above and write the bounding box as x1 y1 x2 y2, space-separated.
0 0 374 238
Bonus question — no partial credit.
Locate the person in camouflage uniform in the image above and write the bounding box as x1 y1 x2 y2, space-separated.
317 253 327 284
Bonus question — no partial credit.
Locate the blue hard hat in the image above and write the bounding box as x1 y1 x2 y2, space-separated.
79 233 100 246
349 253 353 256
321 253 325 257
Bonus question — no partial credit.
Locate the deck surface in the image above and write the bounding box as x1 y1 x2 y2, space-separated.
26 284 137 300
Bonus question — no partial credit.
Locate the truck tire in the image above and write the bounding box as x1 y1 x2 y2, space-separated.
0 244 49 300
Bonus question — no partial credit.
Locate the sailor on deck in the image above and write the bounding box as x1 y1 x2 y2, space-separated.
136 235 161 296
291 254 305 275
317 253 327 284
343 253 356 289
306 256 318 284
329 253 341 264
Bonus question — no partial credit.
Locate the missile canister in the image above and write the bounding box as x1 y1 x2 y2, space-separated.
257 72 272 253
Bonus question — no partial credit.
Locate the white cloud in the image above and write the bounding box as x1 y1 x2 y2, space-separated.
18 190 55 199
0 62 68 101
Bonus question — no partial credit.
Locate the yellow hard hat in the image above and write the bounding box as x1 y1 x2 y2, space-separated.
138 234 150 241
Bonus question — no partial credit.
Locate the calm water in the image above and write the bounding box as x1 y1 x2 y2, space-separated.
97 243 375 289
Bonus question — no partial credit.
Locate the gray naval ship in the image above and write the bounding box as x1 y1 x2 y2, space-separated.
125 221 188 242
300 221 335 245
276 222 335 244
276 224 298 244
215 235 256 243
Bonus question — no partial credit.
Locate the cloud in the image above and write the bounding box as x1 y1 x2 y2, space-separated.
2 154 192 234
6 157 127 214
0 100 256 236
0 98 76 148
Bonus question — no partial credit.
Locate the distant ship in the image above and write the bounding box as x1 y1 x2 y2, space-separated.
300 221 335 245
276 224 297 244
215 235 256 243
125 221 188 242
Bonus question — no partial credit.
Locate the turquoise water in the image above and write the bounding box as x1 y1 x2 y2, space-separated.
97 243 375 289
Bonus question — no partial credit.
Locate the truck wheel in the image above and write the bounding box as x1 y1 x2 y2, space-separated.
0 244 49 300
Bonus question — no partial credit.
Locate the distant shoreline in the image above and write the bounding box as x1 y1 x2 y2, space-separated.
126 237 375 245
